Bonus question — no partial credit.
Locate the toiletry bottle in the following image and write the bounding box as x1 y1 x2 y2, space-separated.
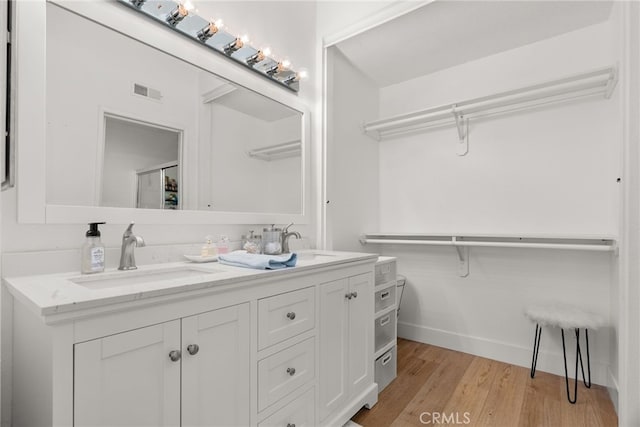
201 236 217 257
81 222 106 274
217 236 230 254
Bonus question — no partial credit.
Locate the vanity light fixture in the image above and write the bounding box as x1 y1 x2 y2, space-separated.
120 0 304 91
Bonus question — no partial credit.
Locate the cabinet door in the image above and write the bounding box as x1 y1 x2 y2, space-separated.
181 303 251 427
348 273 374 396
74 320 181 427
318 278 349 421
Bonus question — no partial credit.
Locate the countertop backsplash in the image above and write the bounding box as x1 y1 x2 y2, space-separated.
2 238 312 278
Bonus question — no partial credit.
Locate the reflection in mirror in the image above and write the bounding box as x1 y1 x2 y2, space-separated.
102 115 181 209
45 2 303 215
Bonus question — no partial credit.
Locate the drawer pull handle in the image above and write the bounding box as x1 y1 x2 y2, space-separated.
286 367 296 376
168 350 181 362
380 291 390 300
379 315 391 327
351 291 358 299
186 344 199 355
345 293 352 300
287 424 296 427
286 311 296 320
381 353 393 365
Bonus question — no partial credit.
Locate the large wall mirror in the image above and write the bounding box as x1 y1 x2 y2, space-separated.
15 0 310 224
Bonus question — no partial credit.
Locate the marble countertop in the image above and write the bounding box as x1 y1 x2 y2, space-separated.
3 250 378 318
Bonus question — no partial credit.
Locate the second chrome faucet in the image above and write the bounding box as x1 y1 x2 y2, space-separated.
281 223 301 254
119 222 146 270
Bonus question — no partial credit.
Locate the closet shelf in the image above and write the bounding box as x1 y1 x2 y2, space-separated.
247 140 301 161
360 233 617 278
359 233 617 252
362 66 618 143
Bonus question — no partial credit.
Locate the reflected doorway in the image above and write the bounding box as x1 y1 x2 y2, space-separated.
101 114 182 209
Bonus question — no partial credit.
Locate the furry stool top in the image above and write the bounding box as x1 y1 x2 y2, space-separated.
525 303 605 330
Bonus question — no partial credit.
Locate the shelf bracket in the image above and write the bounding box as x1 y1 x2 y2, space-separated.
451 105 469 156
452 237 469 277
605 67 618 99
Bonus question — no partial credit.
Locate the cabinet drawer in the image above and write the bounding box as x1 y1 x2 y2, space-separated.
375 260 396 285
375 346 397 393
374 311 397 353
374 283 396 314
258 337 315 412
258 387 314 427
259 287 315 349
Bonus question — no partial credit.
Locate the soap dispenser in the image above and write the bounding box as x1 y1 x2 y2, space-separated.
81 222 106 274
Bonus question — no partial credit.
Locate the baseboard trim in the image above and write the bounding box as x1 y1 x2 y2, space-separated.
607 368 618 414
398 321 610 386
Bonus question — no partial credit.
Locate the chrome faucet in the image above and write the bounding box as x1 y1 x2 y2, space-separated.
281 223 301 254
118 222 146 270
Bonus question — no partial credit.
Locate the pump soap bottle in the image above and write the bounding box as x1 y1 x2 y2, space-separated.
82 222 106 274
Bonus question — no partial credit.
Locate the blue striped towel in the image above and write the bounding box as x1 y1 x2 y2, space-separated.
218 251 297 270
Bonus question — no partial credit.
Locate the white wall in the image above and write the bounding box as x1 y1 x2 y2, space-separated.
378 21 620 236
617 1 640 424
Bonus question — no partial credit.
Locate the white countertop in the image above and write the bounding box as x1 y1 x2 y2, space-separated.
3 250 378 318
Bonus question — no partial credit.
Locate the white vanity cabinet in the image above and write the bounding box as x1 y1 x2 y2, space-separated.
318 272 375 424
73 303 250 427
6 252 379 427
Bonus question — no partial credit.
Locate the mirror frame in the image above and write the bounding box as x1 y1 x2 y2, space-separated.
15 0 311 225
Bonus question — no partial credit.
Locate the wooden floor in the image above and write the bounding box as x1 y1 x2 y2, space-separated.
353 339 617 427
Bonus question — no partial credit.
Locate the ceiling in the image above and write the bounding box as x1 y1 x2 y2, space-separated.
336 1 614 88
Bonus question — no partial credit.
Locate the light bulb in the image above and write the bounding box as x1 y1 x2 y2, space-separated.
297 69 309 80
262 47 272 57
197 21 219 42
183 0 195 11
240 34 250 44
281 59 291 69
214 18 224 28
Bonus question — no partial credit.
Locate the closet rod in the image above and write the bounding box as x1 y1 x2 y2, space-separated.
363 66 617 139
360 236 616 252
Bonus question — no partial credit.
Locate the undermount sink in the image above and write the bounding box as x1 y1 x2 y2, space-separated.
70 266 220 290
296 252 338 262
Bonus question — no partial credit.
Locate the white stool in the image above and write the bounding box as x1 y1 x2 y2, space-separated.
524 303 605 404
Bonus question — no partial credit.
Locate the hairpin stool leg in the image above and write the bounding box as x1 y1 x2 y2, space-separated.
530 324 542 378
561 328 580 404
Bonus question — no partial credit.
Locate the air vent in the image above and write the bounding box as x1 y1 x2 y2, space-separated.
133 83 162 101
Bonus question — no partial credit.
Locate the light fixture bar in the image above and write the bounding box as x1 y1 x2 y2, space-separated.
120 0 303 92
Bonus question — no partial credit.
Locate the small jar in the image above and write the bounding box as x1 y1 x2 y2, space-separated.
242 231 262 254
262 225 282 255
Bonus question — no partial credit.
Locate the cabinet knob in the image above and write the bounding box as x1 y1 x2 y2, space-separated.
351 291 358 299
168 350 181 362
345 293 352 300
286 311 296 320
187 344 200 355
287 424 296 427
286 367 296 376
